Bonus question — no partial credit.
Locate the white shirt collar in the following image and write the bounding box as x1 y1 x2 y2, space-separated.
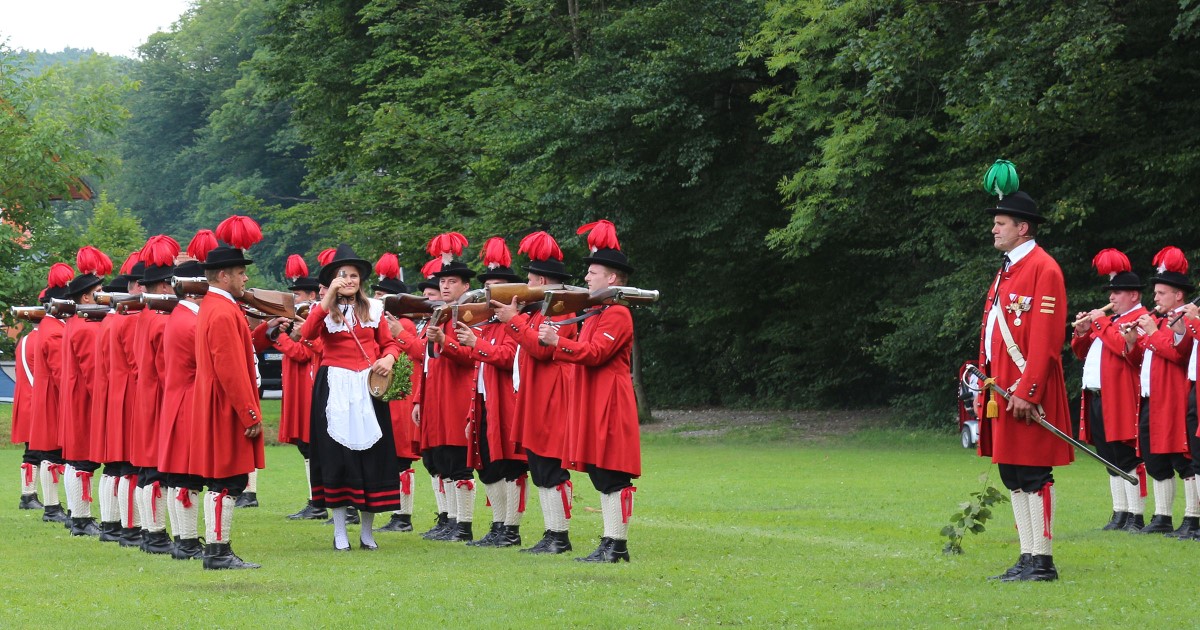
1117 304 1141 318
179 300 201 314
1006 239 1037 266
208 287 236 304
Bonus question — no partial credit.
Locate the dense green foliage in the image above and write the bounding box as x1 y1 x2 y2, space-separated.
11 1 1200 420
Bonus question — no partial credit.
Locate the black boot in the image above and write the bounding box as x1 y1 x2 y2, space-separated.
375 513 413 533
448 520 474 542
1169 515 1200 539
287 500 328 520
42 504 69 524
467 522 502 547
98 521 122 543
520 530 554 553
1138 514 1174 534
495 525 521 548
421 512 449 539
576 537 613 562
536 530 571 554
234 492 258 508
19 494 44 510
142 530 173 554
1122 513 1145 532
1101 511 1129 531
1003 554 1058 582
202 542 261 570
171 537 204 560
118 527 144 548
69 517 102 537
987 553 1032 581
430 518 458 541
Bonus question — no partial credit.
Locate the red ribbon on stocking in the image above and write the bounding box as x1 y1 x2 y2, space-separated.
399 469 413 496
214 490 229 542
1037 482 1053 540
558 480 573 520
516 474 527 513
620 486 637 524
177 487 192 509
76 470 93 503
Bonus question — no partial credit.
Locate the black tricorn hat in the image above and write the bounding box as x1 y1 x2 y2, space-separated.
43 286 69 302
116 260 146 285
290 276 322 292
202 245 254 270
317 244 372 287
140 263 176 286
478 265 521 283
583 248 635 275
174 260 205 279
1150 270 1194 292
102 277 126 293
66 273 103 298
431 259 476 281
371 277 409 294
523 259 572 281
1104 271 1144 291
985 191 1045 224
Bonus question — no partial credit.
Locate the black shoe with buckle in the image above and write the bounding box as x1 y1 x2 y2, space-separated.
375 513 413 532
988 553 1031 581
234 492 258 508
287 500 328 520
19 494 44 510
203 542 261 569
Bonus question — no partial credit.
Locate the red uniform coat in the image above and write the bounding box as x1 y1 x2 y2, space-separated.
412 319 476 450
504 309 576 460
388 317 423 460
446 320 522 465
272 331 321 445
59 317 102 461
157 304 199 474
28 316 65 452
87 314 115 463
102 314 139 463
10 331 38 445
977 245 1074 467
1140 319 1192 454
131 309 168 468
1070 305 1147 445
553 305 640 476
190 291 265 478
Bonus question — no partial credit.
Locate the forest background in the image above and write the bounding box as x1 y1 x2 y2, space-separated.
4 0 1200 425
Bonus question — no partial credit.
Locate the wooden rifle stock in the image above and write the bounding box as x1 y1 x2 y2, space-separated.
484 283 566 306
93 292 133 306
141 293 180 313
77 305 111 321
11 306 46 322
382 293 441 317
456 288 488 304
173 278 209 296
48 299 77 318
238 288 297 320
540 286 661 316
296 301 315 320
428 302 494 326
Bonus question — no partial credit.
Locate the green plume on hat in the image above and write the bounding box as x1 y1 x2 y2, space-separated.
982 159 1020 199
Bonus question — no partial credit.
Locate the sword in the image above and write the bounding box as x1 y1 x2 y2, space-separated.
963 364 1138 485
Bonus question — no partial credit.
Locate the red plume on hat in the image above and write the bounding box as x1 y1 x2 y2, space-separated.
375 253 401 280
518 231 563 262
47 262 74 288
479 237 511 270
187 229 219 262
1153 246 1189 275
119 251 141 275
421 258 443 279
215 215 263 250
576 220 620 253
141 235 181 267
1092 248 1131 280
75 246 113 276
284 255 309 282
317 247 337 266
426 232 469 265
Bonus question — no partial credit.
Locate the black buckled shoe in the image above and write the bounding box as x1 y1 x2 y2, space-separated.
520 530 553 553
118 527 144 548
421 512 449 539
287 501 328 520
467 522 502 547
988 553 1031 581
42 504 69 524
576 537 613 562
202 542 261 570
234 492 258 508
171 537 205 560
446 521 473 542
142 530 173 554
375 513 413 533
1101 511 1129 531
69 517 102 537
537 530 571 554
1002 554 1058 582
1137 514 1174 534
430 518 459 541
495 525 521 548
1169 515 1199 539
1121 513 1145 533
98 521 122 543
576 537 630 563
19 494 44 510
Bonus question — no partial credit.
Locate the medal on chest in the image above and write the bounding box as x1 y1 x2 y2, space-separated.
1006 294 1032 326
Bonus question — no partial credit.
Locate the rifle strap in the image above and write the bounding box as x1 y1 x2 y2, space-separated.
554 307 605 327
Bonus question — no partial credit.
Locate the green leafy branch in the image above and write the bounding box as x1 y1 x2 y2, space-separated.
941 473 1009 555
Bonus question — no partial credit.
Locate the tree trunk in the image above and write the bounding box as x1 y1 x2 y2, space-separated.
632 331 651 423
567 0 582 62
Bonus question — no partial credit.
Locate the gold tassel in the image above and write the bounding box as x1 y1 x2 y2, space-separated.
986 392 999 418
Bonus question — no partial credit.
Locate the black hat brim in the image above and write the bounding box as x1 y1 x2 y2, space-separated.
582 250 635 275
318 260 372 287
371 278 409 294
66 274 103 297
1151 272 1194 292
431 261 476 281
139 264 176 285
985 207 1046 224
523 261 573 281
289 278 322 292
478 267 521 283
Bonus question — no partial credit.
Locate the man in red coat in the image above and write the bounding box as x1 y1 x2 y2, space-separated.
539 221 641 563
190 242 265 570
89 275 129 542
13 318 43 511
59 264 107 537
30 264 74 525
977 191 1073 582
1125 250 1198 537
107 261 147 546
414 253 478 542
1070 251 1146 532
453 242 526 548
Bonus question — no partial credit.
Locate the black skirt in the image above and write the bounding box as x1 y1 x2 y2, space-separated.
309 367 402 512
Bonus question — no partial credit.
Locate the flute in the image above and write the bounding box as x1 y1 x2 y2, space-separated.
1072 302 1115 328
1168 296 1200 326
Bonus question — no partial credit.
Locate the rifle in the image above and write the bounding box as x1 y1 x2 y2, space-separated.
456 288 488 304
11 306 46 322
77 305 111 322
93 292 133 306
296 301 315 320
141 293 180 313
485 283 567 306
48 299 77 318
173 277 209 296
115 294 146 315
540 286 660 317
382 293 442 318
239 288 297 320
428 302 494 327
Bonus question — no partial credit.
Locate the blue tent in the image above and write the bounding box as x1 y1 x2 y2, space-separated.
0 363 18 402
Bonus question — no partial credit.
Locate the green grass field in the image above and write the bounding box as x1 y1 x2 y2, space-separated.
1 406 1196 627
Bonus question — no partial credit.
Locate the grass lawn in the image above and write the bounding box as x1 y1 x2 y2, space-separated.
0 405 1195 626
